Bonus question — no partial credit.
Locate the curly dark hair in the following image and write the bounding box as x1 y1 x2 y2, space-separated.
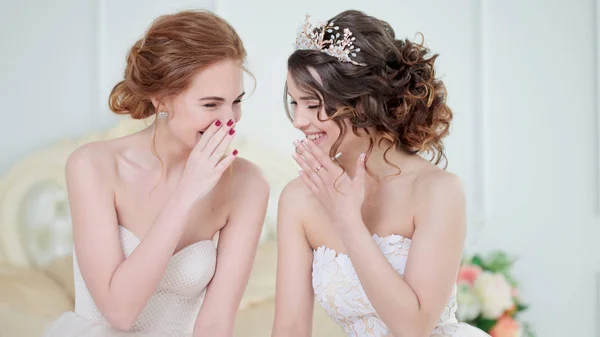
284 10 452 172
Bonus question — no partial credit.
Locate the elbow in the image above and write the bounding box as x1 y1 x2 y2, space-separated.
100 302 140 331
104 310 136 331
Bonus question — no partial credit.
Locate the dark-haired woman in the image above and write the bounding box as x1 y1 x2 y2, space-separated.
272 10 490 337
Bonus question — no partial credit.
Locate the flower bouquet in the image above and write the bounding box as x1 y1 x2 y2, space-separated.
456 251 534 337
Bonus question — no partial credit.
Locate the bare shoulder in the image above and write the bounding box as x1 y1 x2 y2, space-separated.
279 176 312 206
414 167 466 230
65 140 118 183
415 168 465 200
277 176 315 226
229 157 270 196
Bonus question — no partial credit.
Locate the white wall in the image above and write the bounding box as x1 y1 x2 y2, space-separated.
0 0 98 174
1 0 597 336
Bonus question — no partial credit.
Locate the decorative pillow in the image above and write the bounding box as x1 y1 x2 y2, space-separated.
42 255 75 303
0 263 72 319
238 241 277 310
0 303 54 337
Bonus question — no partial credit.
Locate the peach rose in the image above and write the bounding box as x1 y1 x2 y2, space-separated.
457 264 482 286
489 315 521 337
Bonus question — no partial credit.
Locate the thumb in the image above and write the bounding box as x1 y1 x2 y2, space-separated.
353 153 366 188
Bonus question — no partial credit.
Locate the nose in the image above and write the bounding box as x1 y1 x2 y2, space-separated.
292 114 310 129
222 110 238 125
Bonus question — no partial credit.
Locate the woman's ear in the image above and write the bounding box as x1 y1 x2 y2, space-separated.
150 96 161 110
151 97 170 117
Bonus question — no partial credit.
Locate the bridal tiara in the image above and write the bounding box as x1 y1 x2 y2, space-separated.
294 14 367 67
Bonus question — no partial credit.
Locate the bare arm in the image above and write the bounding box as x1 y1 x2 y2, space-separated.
271 180 315 337
71 120 236 330
68 144 192 330
193 160 269 337
341 173 466 337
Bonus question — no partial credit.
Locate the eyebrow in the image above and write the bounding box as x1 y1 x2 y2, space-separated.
299 95 320 101
288 93 320 101
199 92 246 101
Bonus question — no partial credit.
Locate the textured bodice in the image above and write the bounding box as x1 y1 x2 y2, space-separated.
73 225 217 336
312 234 461 337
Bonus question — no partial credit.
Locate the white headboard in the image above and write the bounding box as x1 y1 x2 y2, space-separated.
0 117 296 268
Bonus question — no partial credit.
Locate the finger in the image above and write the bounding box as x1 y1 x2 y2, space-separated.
301 138 339 173
208 127 236 165
294 140 325 174
213 149 239 173
203 119 235 156
193 119 224 153
298 170 319 195
353 153 366 188
292 152 323 186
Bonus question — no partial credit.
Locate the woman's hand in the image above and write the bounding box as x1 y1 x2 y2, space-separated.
292 138 366 227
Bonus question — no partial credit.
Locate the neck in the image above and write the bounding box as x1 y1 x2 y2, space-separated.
137 122 193 173
337 138 412 179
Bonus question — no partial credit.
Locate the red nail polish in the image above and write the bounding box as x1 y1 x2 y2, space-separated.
232 149 238 156
215 120 222 126
227 119 234 127
229 128 235 135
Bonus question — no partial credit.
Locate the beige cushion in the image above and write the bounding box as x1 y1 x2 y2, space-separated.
0 263 72 319
42 255 75 303
234 298 344 337
239 241 277 310
0 303 54 337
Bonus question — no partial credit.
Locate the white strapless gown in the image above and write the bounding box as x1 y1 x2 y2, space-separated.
42 225 217 337
312 234 491 337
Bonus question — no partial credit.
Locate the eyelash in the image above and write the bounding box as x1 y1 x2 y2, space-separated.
203 100 242 108
290 101 319 110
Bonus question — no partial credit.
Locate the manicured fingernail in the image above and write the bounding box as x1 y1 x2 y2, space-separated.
215 120 222 126
227 119 234 127
360 153 366 161
229 128 235 135
232 149 238 156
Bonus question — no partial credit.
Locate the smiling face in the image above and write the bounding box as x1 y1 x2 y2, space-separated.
286 71 336 148
286 71 364 156
161 59 245 147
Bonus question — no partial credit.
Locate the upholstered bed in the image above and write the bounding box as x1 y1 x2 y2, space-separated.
0 117 342 337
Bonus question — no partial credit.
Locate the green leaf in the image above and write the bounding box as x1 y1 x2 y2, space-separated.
461 256 474 265
471 255 485 268
502 272 519 287
472 317 497 332
515 303 529 312
484 251 516 273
